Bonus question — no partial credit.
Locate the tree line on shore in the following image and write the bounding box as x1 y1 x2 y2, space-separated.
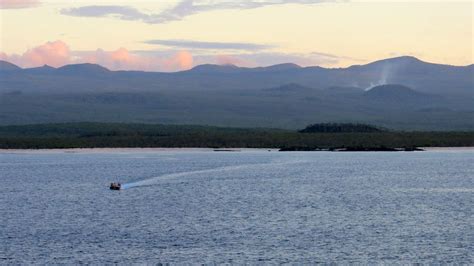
0 122 472 149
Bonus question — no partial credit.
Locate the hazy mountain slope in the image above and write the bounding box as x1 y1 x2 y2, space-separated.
0 61 21 71
1 85 472 130
0 57 472 130
1 56 472 95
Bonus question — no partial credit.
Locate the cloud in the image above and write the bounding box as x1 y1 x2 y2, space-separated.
151 0 334 24
1 40 193 71
60 5 152 22
164 51 194 70
310 51 364 62
0 40 359 71
0 40 70 68
76 48 193 72
144 39 274 51
193 51 361 67
61 0 337 24
0 0 39 9
132 47 363 68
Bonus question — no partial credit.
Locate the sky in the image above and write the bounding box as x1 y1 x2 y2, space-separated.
0 0 472 71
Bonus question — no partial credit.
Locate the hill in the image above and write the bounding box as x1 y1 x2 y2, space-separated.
0 57 472 130
0 60 21 71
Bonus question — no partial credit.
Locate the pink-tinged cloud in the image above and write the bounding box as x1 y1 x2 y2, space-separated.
79 48 147 70
1 40 70 68
1 40 194 72
78 48 193 72
0 0 40 9
163 51 193 71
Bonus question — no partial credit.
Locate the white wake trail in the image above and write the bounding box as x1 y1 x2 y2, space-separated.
121 160 304 189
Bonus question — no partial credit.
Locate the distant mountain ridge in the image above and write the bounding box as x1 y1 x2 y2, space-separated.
1 55 470 73
0 60 21 71
1 55 471 95
56 63 110 76
0 56 473 130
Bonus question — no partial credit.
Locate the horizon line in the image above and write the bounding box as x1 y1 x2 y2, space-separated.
1 55 472 73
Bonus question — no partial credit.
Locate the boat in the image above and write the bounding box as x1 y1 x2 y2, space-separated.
110 182 121 190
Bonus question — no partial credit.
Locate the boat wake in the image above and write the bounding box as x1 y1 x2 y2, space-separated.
121 160 304 189
392 188 474 193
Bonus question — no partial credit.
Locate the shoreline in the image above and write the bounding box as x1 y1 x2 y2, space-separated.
0 148 274 154
0 147 472 154
421 147 474 152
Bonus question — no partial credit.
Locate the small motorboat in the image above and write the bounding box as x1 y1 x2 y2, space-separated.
110 182 121 190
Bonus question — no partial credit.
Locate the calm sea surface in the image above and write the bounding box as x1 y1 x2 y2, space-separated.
1 149 473 263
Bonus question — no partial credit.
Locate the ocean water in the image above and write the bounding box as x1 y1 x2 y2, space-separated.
1 149 473 264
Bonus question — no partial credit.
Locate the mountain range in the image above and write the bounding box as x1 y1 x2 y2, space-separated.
0 56 473 130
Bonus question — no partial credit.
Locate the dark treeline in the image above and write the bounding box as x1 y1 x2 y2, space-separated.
299 123 383 133
0 122 473 149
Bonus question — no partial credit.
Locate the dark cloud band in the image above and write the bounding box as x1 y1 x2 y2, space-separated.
61 0 338 24
144 39 275 51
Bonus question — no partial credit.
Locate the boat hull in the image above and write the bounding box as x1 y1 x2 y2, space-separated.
109 183 121 190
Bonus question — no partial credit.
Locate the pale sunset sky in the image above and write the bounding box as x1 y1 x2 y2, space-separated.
0 0 472 71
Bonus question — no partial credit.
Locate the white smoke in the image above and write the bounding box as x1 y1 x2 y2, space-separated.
365 62 395 91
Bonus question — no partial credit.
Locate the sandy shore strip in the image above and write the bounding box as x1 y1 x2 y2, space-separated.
0 147 474 154
0 147 472 154
421 147 474 152
0 147 280 154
